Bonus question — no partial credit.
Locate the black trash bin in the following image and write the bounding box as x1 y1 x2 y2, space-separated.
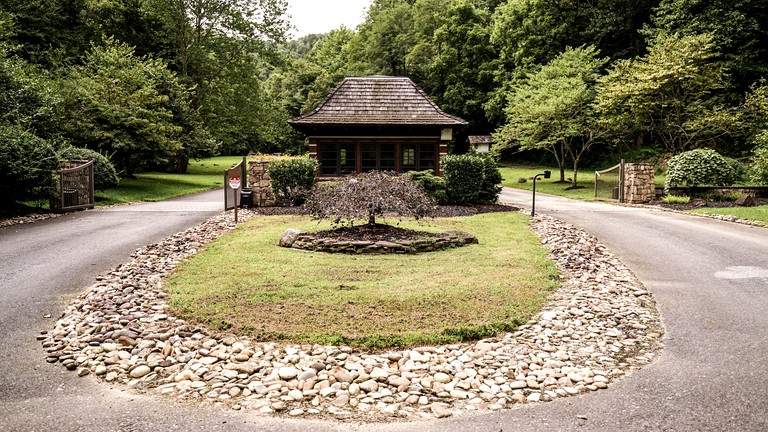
240 188 252 208
63 188 79 207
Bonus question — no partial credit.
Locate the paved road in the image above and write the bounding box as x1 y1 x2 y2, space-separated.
2 188 767 431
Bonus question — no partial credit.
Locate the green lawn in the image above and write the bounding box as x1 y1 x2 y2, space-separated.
498 164 597 200
165 212 559 348
94 156 244 206
689 206 768 224
499 163 667 201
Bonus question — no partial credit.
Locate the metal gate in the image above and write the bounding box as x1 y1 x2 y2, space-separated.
54 159 95 212
594 160 625 203
224 157 247 210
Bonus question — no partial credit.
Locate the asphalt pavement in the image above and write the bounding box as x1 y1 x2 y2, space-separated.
1 187 767 431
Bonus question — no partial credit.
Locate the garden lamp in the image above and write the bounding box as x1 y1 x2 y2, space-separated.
531 170 551 217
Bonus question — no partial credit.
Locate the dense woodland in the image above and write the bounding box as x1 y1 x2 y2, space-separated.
2 0 768 201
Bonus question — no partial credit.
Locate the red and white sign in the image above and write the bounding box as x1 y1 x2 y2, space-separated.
228 177 241 189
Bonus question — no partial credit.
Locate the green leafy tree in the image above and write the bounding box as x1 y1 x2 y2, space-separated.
648 0 768 93
495 46 608 186
596 32 739 154
56 38 184 176
146 0 289 110
351 0 415 76
0 125 59 207
745 81 768 184
407 0 498 131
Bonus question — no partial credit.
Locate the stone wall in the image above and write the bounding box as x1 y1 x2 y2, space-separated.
247 161 276 207
624 163 655 204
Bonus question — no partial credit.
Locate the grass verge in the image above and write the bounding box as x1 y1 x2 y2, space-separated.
689 206 768 224
165 212 560 348
94 156 244 206
499 164 596 200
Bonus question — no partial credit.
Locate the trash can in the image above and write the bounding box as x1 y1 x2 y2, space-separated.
239 188 252 208
63 188 79 207
611 186 620 200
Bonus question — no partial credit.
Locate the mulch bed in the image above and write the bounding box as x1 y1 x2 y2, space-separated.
309 224 442 242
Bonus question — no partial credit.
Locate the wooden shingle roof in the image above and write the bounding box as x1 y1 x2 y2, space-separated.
289 76 467 128
468 135 493 144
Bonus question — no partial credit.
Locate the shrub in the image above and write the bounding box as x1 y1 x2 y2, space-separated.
57 146 120 190
266 158 318 205
664 149 739 192
662 195 690 205
304 171 435 227
442 154 502 204
751 133 768 185
0 125 59 208
478 154 503 204
406 170 447 204
442 154 484 204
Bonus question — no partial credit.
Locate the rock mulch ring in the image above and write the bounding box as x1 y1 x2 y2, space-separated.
279 224 478 254
40 208 663 421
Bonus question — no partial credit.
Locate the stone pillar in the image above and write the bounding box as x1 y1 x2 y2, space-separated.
623 163 656 204
248 161 276 207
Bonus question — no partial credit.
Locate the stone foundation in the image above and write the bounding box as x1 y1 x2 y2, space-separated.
247 161 276 207
279 229 478 254
624 164 655 204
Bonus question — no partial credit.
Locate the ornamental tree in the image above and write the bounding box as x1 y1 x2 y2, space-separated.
304 171 436 227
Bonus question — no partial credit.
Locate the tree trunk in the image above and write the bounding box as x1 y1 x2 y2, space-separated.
176 157 189 174
368 214 376 227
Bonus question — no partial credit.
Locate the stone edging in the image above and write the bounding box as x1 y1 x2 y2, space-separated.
40 209 664 421
279 228 478 254
0 212 62 228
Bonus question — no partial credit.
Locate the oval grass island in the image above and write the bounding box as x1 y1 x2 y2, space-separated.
166 211 559 348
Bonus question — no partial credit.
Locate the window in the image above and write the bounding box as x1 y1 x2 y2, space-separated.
320 143 357 176
401 143 436 173
401 144 416 172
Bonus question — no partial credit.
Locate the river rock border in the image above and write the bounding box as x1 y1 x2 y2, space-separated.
279 228 478 254
40 209 663 421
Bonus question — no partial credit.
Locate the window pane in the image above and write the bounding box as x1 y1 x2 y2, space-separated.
380 143 396 171
340 143 356 175
361 143 377 172
401 144 416 173
320 144 337 176
419 144 435 172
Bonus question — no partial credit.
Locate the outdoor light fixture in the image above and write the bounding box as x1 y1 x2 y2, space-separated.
531 170 551 216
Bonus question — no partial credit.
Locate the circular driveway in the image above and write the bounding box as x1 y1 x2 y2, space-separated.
1 188 767 431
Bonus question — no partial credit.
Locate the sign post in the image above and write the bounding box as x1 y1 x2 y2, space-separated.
229 176 241 223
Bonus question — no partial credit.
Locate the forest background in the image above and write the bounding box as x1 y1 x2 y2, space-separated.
2 0 768 201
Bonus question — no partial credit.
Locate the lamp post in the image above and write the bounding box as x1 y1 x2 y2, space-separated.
531 170 551 217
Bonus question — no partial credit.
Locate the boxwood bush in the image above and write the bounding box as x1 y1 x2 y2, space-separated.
406 170 447 204
266 157 319 205
442 154 502 204
664 149 740 192
57 146 120 190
